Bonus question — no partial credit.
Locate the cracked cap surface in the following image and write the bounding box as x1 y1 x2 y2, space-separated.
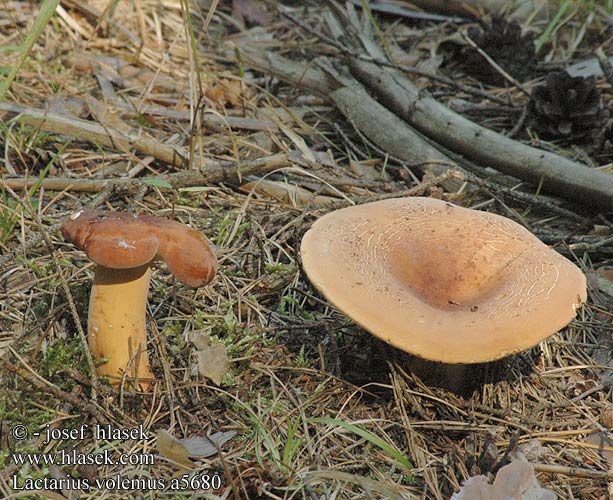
300 197 587 363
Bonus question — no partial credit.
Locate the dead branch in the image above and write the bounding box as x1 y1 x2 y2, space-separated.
532 462 613 481
1 152 293 192
324 7 613 210
233 46 460 185
4 359 112 426
0 103 188 168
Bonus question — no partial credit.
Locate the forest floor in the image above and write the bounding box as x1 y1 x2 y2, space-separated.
0 1 612 499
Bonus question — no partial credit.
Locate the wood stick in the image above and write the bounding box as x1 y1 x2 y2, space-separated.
234 42 612 209
233 46 461 187
0 102 188 167
532 462 613 480
352 57 613 209
4 360 111 425
1 152 293 192
324 8 613 210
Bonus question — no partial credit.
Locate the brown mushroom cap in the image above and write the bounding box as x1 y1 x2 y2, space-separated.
61 209 217 287
300 197 587 363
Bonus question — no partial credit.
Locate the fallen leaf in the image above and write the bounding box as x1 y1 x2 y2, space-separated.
586 269 613 298
189 330 229 385
196 344 229 385
585 430 613 462
189 329 211 350
205 79 249 108
156 429 196 469
278 123 316 163
452 460 556 500
602 405 613 429
567 57 613 78
157 429 237 468
517 440 547 462
181 431 237 458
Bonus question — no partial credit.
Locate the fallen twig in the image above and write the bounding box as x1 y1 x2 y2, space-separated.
532 462 613 480
233 45 461 187
4 355 112 426
569 234 613 252
1 152 293 192
0 103 187 167
324 6 613 210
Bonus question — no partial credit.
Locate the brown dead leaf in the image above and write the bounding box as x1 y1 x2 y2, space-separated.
598 267 613 283
205 79 249 108
189 329 211 350
156 430 196 469
195 345 229 385
189 330 229 385
587 268 613 299
601 405 613 429
585 430 613 462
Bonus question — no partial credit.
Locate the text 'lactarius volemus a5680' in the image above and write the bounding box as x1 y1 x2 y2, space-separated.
300 197 587 365
62 210 217 389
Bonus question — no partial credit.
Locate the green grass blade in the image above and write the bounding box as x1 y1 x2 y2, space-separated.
0 0 61 101
281 418 305 468
310 417 413 471
535 0 571 54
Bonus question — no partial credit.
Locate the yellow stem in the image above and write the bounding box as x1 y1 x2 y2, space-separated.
88 265 154 389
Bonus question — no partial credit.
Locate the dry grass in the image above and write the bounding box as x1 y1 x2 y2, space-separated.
0 1 612 499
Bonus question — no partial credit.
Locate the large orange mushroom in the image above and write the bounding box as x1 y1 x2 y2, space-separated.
300 197 586 364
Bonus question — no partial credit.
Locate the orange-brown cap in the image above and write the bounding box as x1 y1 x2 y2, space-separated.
62 210 217 287
300 197 587 363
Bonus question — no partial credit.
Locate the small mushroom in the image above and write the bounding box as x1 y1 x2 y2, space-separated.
62 210 217 388
300 197 586 365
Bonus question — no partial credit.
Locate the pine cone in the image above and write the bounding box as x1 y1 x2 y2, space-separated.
527 71 608 140
457 17 538 85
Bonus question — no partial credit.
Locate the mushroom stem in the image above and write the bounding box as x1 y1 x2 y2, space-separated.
88 265 154 388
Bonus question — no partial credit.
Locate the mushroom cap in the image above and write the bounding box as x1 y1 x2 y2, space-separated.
300 197 587 363
62 210 217 287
